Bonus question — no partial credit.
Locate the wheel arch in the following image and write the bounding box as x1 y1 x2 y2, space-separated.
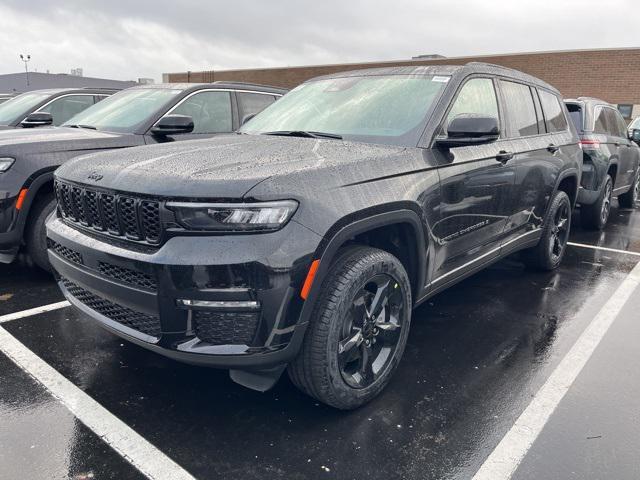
15 169 56 237
554 169 579 207
298 206 429 328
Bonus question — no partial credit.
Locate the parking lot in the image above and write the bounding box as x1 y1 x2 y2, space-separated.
1 202 640 480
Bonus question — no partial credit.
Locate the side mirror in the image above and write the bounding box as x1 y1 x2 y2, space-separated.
150 115 194 136
241 113 257 126
21 112 53 128
435 115 500 148
632 129 640 144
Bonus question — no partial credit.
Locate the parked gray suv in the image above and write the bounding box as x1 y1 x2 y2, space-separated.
565 97 640 229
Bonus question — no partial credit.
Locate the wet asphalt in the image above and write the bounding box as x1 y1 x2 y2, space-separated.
1 204 639 480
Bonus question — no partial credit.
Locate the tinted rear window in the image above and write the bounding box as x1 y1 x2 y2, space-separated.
565 103 583 132
500 80 538 137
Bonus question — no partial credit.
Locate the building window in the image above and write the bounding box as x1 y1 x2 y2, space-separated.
617 104 633 119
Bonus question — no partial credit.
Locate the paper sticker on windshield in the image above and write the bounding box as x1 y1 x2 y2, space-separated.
432 76 450 83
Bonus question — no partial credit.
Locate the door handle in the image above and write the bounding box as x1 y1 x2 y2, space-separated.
496 151 514 163
547 144 560 154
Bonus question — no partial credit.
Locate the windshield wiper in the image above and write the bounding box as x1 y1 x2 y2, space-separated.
262 130 342 140
66 124 97 130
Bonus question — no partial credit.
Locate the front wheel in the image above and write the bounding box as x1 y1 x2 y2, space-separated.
523 190 571 271
26 193 56 272
288 246 412 410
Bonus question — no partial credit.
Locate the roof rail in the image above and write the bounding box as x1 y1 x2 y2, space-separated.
212 80 286 90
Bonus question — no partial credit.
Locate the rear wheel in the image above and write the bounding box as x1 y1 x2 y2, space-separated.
26 193 55 272
580 175 613 230
618 170 639 208
288 246 412 410
523 190 571 271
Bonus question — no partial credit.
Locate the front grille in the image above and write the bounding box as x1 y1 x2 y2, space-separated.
47 239 83 265
98 262 157 291
194 310 260 346
62 278 161 338
55 180 162 245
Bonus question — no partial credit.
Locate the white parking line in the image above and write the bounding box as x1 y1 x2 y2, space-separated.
472 259 640 480
567 241 640 257
0 300 70 324
0 326 195 480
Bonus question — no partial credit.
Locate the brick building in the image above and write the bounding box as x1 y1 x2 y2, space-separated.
164 47 640 120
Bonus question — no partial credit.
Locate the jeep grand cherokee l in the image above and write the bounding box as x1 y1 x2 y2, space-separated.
565 97 640 229
0 82 285 269
47 63 581 409
0 87 117 129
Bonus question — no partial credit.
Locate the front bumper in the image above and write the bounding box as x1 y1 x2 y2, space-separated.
46 215 322 369
0 194 22 263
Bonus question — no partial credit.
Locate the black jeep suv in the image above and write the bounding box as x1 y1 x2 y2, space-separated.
0 88 117 129
565 97 640 229
0 82 285 269
47 63 581 409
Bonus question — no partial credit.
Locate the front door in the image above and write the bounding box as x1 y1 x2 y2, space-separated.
431 77 515 284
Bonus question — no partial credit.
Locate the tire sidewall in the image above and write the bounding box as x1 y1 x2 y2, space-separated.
543 190 571 269
26 195 56 271
321 250 411 408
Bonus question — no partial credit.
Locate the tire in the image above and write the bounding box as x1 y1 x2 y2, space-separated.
580 175 612 230
523 190 571 271
26 193 56 272
288 246 412 410
618 170 639 208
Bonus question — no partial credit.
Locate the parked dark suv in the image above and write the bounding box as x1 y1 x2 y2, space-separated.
0 82 285 269
47 63 581 409
565 97 640 229
0 88 117 129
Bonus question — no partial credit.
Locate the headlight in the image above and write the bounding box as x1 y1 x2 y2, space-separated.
167 200 298 232
0 157 15 173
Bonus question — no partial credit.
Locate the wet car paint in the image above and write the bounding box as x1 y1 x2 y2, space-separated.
1 207 639 479
47 64 581 380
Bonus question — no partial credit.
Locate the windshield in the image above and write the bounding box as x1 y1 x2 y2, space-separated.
240 75 449 146
0 92 50 125
63 88 182 133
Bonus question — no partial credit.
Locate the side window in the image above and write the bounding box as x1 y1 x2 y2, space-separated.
171 91 232 134
237 92 276 121
38 95 95 126
538 90 568 133
594 108 609 134
607 109 627 138
94 95 109 104
499 81 539 137
446 78 499 131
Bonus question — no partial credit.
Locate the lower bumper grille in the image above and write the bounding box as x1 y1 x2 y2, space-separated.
61 278 161 338
48 239 83 265
97 262 157 291
194 310 260 346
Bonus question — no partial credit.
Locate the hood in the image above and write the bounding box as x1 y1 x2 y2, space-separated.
0 125 14 130
56 134 421 198
0 126 128 156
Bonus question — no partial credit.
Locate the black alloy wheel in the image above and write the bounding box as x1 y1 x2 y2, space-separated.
338 274 405 389
548 199 570 265
288 246 412 409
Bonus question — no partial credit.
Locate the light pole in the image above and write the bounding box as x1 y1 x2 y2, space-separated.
19 54 31 87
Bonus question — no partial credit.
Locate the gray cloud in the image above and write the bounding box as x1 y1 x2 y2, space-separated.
0 0 636 82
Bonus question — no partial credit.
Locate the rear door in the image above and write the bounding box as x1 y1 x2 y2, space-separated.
498 83 576 250
431 76 515 284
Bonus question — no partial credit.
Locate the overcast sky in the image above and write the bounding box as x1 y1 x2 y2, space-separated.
0 0 636 82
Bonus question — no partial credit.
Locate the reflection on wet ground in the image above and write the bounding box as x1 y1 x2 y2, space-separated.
0 205 638 479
